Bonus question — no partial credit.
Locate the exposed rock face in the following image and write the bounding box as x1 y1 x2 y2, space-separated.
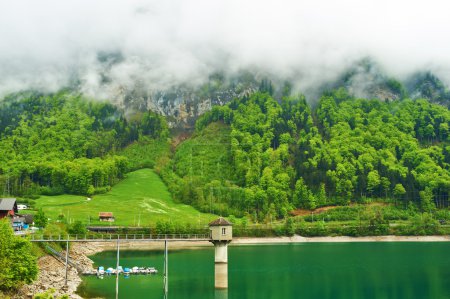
112 83 257 129
18 243 101 299
78 69 261 130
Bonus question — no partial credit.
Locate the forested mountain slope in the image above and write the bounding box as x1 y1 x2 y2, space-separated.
0 91 167 196
1 83 450 221
162 90 450 220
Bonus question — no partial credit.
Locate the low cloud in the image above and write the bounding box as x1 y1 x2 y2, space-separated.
0 0 449 99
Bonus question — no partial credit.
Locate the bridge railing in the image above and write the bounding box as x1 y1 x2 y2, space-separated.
28 233 211 242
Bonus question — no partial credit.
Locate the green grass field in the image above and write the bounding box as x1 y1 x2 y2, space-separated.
35 169 217 226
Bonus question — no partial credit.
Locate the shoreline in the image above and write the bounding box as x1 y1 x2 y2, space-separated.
82 235 450 251
232 235 450 244
20 235 449 298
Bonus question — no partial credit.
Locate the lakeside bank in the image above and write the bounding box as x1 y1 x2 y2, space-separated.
83 235 450 251
19 235 450 298
233 235 450 244
18 243 100 299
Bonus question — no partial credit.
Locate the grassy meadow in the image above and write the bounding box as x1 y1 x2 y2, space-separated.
34 169 217 227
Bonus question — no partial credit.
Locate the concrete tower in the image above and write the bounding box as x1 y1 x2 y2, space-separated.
209 217 232 289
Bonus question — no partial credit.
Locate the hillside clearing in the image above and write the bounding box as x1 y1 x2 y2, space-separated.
35 169 217 227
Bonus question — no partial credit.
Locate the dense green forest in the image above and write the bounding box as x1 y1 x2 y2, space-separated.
1 86 450 222
161 89 450 219
0 91 168 196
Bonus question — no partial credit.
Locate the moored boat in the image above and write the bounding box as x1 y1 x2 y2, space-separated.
106 267 115 275
90 265 158 276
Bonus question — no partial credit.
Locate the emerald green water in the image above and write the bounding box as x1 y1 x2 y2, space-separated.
78 243 450 299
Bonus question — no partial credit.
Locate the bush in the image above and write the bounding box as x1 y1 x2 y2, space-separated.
0 219 38 290
435 209 450 221
284 217 295 236
34 289 68 299
39 186 64 196
381 206 410 221
94 186 110 195
68 221 87 235
296 222 329 237
34 208 48 228
408 213 442 235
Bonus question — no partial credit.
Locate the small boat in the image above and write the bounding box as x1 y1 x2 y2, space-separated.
132 266 139 273
106 267 115 275
123 267 131 274
98 266 105 275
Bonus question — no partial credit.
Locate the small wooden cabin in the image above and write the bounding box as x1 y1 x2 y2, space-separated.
0 198 17 219
99 212 115 222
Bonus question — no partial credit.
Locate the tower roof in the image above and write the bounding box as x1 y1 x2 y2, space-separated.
209 217 232 226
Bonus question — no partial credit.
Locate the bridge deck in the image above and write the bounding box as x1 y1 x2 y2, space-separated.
28 234 211 242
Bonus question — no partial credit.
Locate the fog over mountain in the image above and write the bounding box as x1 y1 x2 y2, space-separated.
1 0 450 100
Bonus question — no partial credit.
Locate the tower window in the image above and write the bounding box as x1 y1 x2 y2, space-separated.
222 227 226 235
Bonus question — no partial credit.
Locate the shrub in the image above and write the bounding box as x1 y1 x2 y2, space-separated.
0 219 38 291
68 221 87 235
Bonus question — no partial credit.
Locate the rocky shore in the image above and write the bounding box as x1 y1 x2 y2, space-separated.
18 243 102 299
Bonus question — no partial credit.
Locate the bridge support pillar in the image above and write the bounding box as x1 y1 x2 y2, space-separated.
64 240 69 286
164 240 168 293
116 236 120 299
213 241 230 289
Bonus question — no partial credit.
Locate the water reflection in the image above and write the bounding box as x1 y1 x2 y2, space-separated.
215 289 228 299
215 263 228 289
160 289 228 299
80 244 450 299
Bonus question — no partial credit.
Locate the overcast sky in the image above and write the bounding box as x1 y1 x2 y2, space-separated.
0 0 449 97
